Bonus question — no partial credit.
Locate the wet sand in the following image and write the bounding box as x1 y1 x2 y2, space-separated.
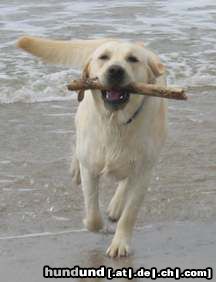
0 95 215 236
0 99 215 281
1 222 215 281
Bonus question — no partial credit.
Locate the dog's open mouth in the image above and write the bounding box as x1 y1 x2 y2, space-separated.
101 90 130 108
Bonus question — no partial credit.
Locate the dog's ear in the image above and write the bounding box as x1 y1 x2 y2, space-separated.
17 36 110 69
81 60 91 80
77 60 91 102
146 49 165 77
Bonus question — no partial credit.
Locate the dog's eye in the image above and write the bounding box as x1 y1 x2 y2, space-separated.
99 54 110 60
127 55 139 63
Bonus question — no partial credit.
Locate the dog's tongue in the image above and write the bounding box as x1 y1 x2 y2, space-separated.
106 90 122 101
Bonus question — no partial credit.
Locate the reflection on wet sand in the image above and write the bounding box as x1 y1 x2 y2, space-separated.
78 249 136 282
0 223 215 281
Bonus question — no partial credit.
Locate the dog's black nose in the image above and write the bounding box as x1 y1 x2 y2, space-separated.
107 65 125 84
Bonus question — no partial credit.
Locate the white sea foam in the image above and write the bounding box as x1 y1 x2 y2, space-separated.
0 0 215 104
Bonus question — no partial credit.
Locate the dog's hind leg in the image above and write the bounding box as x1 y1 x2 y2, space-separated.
107 178 128 222
80 164 103 232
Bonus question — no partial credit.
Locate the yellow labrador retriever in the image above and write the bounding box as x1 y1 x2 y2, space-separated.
17 36 167 258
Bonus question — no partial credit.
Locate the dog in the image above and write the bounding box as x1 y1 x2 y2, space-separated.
17 36 167 257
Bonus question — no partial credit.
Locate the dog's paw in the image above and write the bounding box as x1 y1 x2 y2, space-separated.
106 238 130 258
83 214 103 233
107 198 123 222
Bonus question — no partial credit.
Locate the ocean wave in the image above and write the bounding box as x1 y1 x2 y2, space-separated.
0 68 77 104
0 0 215 104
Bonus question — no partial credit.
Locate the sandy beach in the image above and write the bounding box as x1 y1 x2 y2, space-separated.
0 99 215 281
1 222 215 281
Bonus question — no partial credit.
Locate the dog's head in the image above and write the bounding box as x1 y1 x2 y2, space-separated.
82 41 165 113
17 36 165 121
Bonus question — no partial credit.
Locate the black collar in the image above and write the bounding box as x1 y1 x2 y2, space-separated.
124 97 146 125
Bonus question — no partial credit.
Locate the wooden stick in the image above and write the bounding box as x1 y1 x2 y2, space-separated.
67 78 187 101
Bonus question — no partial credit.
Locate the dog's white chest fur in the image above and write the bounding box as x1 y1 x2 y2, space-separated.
75 92 167 180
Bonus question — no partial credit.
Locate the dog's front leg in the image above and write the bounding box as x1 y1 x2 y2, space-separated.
80 164 103 232
106 168 152 258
